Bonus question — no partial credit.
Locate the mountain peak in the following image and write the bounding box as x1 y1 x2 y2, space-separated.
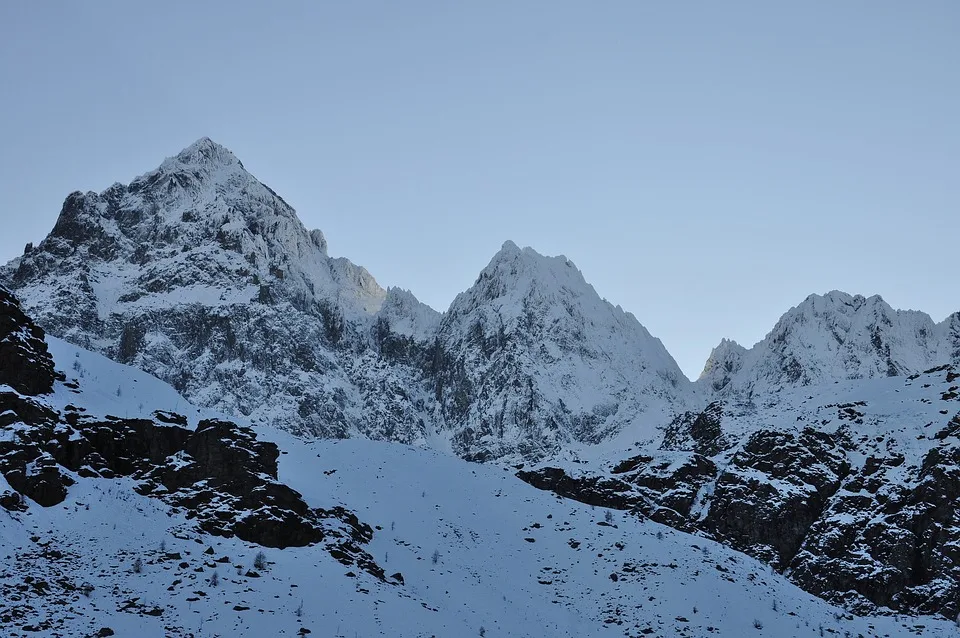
160 137 243 173
697 291 950 395
481 241 578 283
799 290 887 314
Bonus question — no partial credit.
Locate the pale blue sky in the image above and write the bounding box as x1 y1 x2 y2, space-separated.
1 1 958 378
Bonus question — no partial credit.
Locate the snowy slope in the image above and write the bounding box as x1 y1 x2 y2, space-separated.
4 336 957 637
521 363 960 619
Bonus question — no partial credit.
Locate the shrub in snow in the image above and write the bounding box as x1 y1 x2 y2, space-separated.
253 551 268 571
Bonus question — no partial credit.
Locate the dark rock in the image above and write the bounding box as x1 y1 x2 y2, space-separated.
0 286 59 395
516 467 637 510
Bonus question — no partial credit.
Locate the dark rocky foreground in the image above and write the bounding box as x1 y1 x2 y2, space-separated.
520 388 960 620
0 285 389 582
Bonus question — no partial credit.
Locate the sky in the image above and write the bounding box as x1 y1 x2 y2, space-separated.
1 1 958 379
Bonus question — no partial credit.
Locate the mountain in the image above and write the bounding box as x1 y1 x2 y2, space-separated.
2 137 411 441
698 291 959 397
3 285 957 637
433 241 692 461
1 138 692 463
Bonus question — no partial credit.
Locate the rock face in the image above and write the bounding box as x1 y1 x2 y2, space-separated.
0 288 387 580
0 286 60 395
1 138 694 463
520 366 960 620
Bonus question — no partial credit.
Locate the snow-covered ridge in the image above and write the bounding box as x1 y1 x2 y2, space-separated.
699 290 959 397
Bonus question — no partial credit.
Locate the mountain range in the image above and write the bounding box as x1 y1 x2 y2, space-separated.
2 138 959 633
4 138 957 463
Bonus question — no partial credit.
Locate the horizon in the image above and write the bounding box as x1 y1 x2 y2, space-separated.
2 2 958 379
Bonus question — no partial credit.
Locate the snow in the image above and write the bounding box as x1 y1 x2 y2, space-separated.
3 313 957 636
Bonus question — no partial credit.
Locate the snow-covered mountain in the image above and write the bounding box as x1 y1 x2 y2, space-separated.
698 291 959 397
433 241 692 461
3 284 957 636
1 138 694 463
5 138 960 630
2 137 412 442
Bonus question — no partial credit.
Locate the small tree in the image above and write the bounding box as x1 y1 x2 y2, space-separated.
132 557 143 573
210 570 219 587
753 619 763 630
604 510 614 524
431 549 440 565
253 551 268 571
295 600 304 618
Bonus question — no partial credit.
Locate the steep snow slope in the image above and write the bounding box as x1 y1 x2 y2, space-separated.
432 241 694 461
4 336 956 637
521 364 960 619
698 291 958 397
1 138 694 462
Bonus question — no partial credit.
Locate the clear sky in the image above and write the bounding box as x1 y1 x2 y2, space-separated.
1 1 958 379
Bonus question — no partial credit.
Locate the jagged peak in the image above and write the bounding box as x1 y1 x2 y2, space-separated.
698 338 747 388
706 338 746 357
793 290 889 314
161 137 243 172
479 241 580 284
377 287 442 341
